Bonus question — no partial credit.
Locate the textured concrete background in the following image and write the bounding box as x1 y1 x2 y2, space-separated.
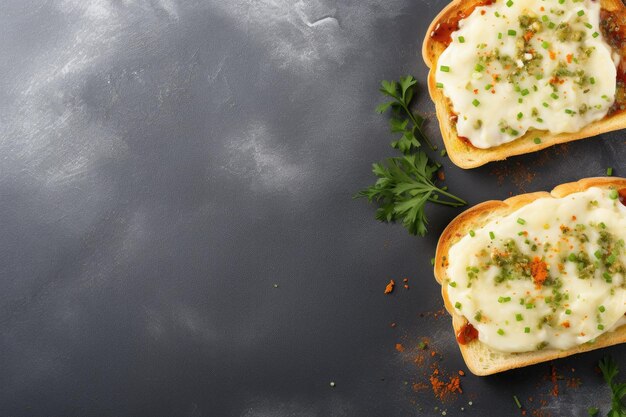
0 0 624 416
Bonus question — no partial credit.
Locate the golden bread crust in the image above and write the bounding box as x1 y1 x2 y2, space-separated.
434 177 626 375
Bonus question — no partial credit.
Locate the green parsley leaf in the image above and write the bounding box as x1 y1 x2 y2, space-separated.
598 357 626 416
376 76 432 152
375 101 395 114
357 77 467 236
357 152 466 236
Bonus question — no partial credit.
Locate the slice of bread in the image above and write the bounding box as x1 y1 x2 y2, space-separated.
434 177 626 375
422 0 626 169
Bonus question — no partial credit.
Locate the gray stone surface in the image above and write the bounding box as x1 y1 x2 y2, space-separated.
0 1 623 416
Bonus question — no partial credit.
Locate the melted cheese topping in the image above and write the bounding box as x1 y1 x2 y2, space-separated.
446 187 626 353
435 0 617 148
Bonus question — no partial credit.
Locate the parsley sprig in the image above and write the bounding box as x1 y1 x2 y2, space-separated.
376 76 436 152
599 357 626 417
357 76 466 236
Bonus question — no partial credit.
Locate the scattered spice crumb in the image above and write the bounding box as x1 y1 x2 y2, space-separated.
384 279 395 294
550 365 559 397
430 369 462 401
412 382 429 392
395 343 405 352
566 377 581 388
490 161 536 190
490 144 569 192
390 322 397 328
458 370 465 376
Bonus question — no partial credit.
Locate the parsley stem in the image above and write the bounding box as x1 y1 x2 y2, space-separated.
427 198 466 207
434 187 468 205
399 102 436 150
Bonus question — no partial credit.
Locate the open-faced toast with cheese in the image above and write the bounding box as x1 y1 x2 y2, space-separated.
434 177 626 375
422 0 626 168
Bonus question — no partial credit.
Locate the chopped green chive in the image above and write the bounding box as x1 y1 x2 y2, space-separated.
455 302 462 309
440 149 447 157
513 395 522 409
536 118 543 123
607 253 617 264
542 41 550 49
577 10 585 16
594 249 603 259
518 98 523 104
489 231 495 239
524 327 531 333
498 296 511 303
607 167 613 176
506 0 513 6
516 313 523 321
534 137 541 144
517 218 526 225
599 305 606 313
603 272 612 283
508 29 517 36
521 89 529 96
590 77 596 84
609 189 619 199
472 99 480 107
565 109 575 114
526 303 534 309
592 32 599 38
558 0 565 3
436 82 444 88
431 257 435 266
565 309 572 315
469 230 476 237
474 64 484 72
598 324 605 330
498 32 503 39
458 36 465 43
585 22 593 29
497 328 505 335
450 281 457 287
517 112 523 120
541 15 549 22
551 93 559 100
440 65 450 72
543 102 549 108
